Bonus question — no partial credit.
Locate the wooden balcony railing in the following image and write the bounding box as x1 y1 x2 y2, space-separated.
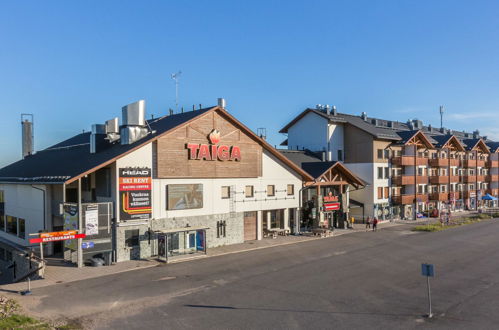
450 175 460 183
430 175 448 184
449 191 460 200
430 192 449 201
429 158 448 167
391 156 428 166
449 158 460 166
477 160 486 167
487 160 499 168
462 176 477 183
477 175 486 182
486 174 499 182
392 194 429 205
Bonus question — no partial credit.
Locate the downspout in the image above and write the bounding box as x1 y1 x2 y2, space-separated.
31 185 46 232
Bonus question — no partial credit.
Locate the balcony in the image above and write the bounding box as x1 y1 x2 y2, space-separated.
391 156 428 166
487 160 499 168
430 175 448 184
449 191 460 200
462 175 477 183
430 192 449 201
450 175 460 183
477 159 486 167
392 194 428 205
486 174 499 182
429 158 448 167
462 159 475 168
391 175 428 185
477 175 486 182
449 158 460 166
463 191 477 199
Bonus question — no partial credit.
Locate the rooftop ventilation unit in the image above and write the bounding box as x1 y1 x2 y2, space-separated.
105 117 120 143
90 124 106 154
21 114 34 158
387 121 394 128
121 100 149 145
361 112 367 121
332 105 337 116
218 98 226 109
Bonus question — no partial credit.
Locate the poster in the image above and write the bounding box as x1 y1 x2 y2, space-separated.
63 204 78 250
85 205 99 236
166 184 203 210
119 167 152 220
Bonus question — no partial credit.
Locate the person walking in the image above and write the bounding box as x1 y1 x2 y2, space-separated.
372 217 378 232
365 216 371 231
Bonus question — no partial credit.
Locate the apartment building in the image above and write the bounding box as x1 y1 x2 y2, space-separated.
280 105 499 220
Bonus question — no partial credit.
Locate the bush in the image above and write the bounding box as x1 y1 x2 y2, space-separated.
0 296 19 319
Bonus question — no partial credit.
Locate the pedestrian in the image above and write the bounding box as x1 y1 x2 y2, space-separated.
365 216 371 231
350 216 355 229
373 217 378 232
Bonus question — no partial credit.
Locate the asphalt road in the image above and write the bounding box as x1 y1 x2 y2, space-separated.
17 220 499 329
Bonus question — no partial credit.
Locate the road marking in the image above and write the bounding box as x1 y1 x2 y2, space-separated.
334 251 347 255
154 276 176 281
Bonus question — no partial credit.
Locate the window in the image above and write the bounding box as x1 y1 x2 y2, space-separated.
337 150 343 161
377 167 383 179
377 187 383 199
384 187 389 198
0 247 4 261
384 167 390 179
125 229 139 247
245 185 254 198
18 218 25 239
96 167 112 198
0 215 4 231
287 184 294 196
6 216 17 235
221 186 231 199
377 149 383 159
217 221 226 238
0 190 4 216
267 185 275 197
384 149 390 159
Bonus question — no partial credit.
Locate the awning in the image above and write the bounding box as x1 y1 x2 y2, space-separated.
155 226 209 234
481 194 498 201
349 199 364 209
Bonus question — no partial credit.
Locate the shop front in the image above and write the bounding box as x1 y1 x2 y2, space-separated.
155 227 208 262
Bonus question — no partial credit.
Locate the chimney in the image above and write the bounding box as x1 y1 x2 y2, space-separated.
332 105 337 116
90 124 106 153
120 100 148 145
361 112 367 121
217 98 226 109
473 129 480 138
325 105 331 115
21 114 34 158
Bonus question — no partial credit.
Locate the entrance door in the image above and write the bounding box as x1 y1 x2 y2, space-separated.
244 211 257 241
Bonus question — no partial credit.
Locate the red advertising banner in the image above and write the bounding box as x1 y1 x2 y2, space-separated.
324 202 340 211
30 232 86 244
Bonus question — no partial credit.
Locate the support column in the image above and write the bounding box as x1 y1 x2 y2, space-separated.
267 211 272 229
257 210 263 240
77 178 83 268
294 208 300 235
284 208 290 231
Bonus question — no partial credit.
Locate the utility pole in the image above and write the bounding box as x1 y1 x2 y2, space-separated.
171 71 182 112
439 106 444 128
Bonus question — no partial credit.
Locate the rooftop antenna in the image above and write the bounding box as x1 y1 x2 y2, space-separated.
439 105 444 129
171 70 182 112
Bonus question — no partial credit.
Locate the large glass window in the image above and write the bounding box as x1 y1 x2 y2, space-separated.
18 218 25 239
0 215 4 231
6 216 17 235
125 229 139 247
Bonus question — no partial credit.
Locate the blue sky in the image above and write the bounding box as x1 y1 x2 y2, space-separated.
1 0 499 166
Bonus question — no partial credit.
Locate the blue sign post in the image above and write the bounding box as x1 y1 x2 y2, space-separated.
421 263 434 318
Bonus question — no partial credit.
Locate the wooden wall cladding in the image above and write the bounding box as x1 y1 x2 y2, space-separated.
156 111 262 178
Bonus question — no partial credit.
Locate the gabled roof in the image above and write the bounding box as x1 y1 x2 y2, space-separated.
277 149 365 187
486 141 499 153
462 138 490 153
0 107 314 184
431 135 465 151
395 130 434 149
279 109 401 141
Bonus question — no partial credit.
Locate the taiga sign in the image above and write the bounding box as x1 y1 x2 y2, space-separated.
186 129 241 161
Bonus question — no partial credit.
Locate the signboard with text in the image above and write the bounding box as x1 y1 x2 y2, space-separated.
30 230 86 244
119 167 152 220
